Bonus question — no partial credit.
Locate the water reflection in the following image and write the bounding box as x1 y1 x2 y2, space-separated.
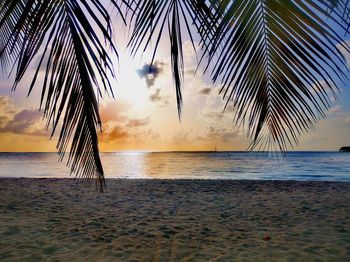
102 152 146 178
1 152 350 181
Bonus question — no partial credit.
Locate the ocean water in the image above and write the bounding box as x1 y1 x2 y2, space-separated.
1 151 350 181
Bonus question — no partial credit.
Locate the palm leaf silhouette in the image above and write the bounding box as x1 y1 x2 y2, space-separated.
0 0 126 191
1 0 350 189
200 0 349 151
127 0 213 119
326 0 350 32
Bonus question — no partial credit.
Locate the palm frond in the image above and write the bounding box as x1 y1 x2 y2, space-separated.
0 0 34 71
1 0 350 190
0 0 124 192
203 0 349 151
325 0 350 33
127 0 212 119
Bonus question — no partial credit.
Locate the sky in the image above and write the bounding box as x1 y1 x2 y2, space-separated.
1 6 350 152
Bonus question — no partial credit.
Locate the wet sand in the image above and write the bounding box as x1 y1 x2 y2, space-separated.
0 178 349 261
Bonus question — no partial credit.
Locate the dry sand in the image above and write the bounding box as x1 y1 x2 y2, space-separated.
0 178 349 261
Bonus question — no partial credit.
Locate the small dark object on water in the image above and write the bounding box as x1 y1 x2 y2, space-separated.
339 146 350 152
263 235 271 241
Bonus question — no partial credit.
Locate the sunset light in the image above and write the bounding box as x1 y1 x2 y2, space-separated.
1 1 350 261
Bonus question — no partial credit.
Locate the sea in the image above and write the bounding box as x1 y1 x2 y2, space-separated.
1 151 350 181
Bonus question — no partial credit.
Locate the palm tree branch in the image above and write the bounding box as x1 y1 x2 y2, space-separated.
127 0 213 119
202 0 348 151
0 0 122 192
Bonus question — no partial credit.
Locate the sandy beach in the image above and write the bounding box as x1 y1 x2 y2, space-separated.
0 178 349 261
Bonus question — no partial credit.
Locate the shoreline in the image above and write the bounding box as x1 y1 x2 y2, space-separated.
2 177 350 182
1 178 350 260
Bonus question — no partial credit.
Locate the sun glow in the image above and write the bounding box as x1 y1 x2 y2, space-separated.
114 52 150 108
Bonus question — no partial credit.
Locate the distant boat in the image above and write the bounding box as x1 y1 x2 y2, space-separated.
339 146 350 152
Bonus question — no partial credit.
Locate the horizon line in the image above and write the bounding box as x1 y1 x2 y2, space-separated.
0 150 341 153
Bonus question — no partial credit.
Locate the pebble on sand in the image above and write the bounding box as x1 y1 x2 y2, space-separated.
263 235 271 241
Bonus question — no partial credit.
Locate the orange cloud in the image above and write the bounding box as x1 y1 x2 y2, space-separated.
109 126 129 140
99 100 132 124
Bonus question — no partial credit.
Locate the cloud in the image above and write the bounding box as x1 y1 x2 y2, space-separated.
337 40 350 68
146 129 159 139
137 61 164 88
99 100 132 124
0 96 13 127
309 80 338 104
127 117 150 128
108 125 128 140
100 124 129 142
196 90 235 122
98 99 153 144
0 96 16 116
329 105 342 114
197 125 236 142
100 121 156 144
0 96 47 136
0 96 10 104
202 110 225 120
149 88 162 102
0 109 45 135
172 131 190 144
149 88 169 106
182 40 198 65
99 116 151 143
0 115 8 126
199 87 211 95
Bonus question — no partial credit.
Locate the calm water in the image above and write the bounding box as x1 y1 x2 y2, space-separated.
0 152 350 181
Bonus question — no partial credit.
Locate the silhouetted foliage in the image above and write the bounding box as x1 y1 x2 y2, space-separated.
0 0 349 191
